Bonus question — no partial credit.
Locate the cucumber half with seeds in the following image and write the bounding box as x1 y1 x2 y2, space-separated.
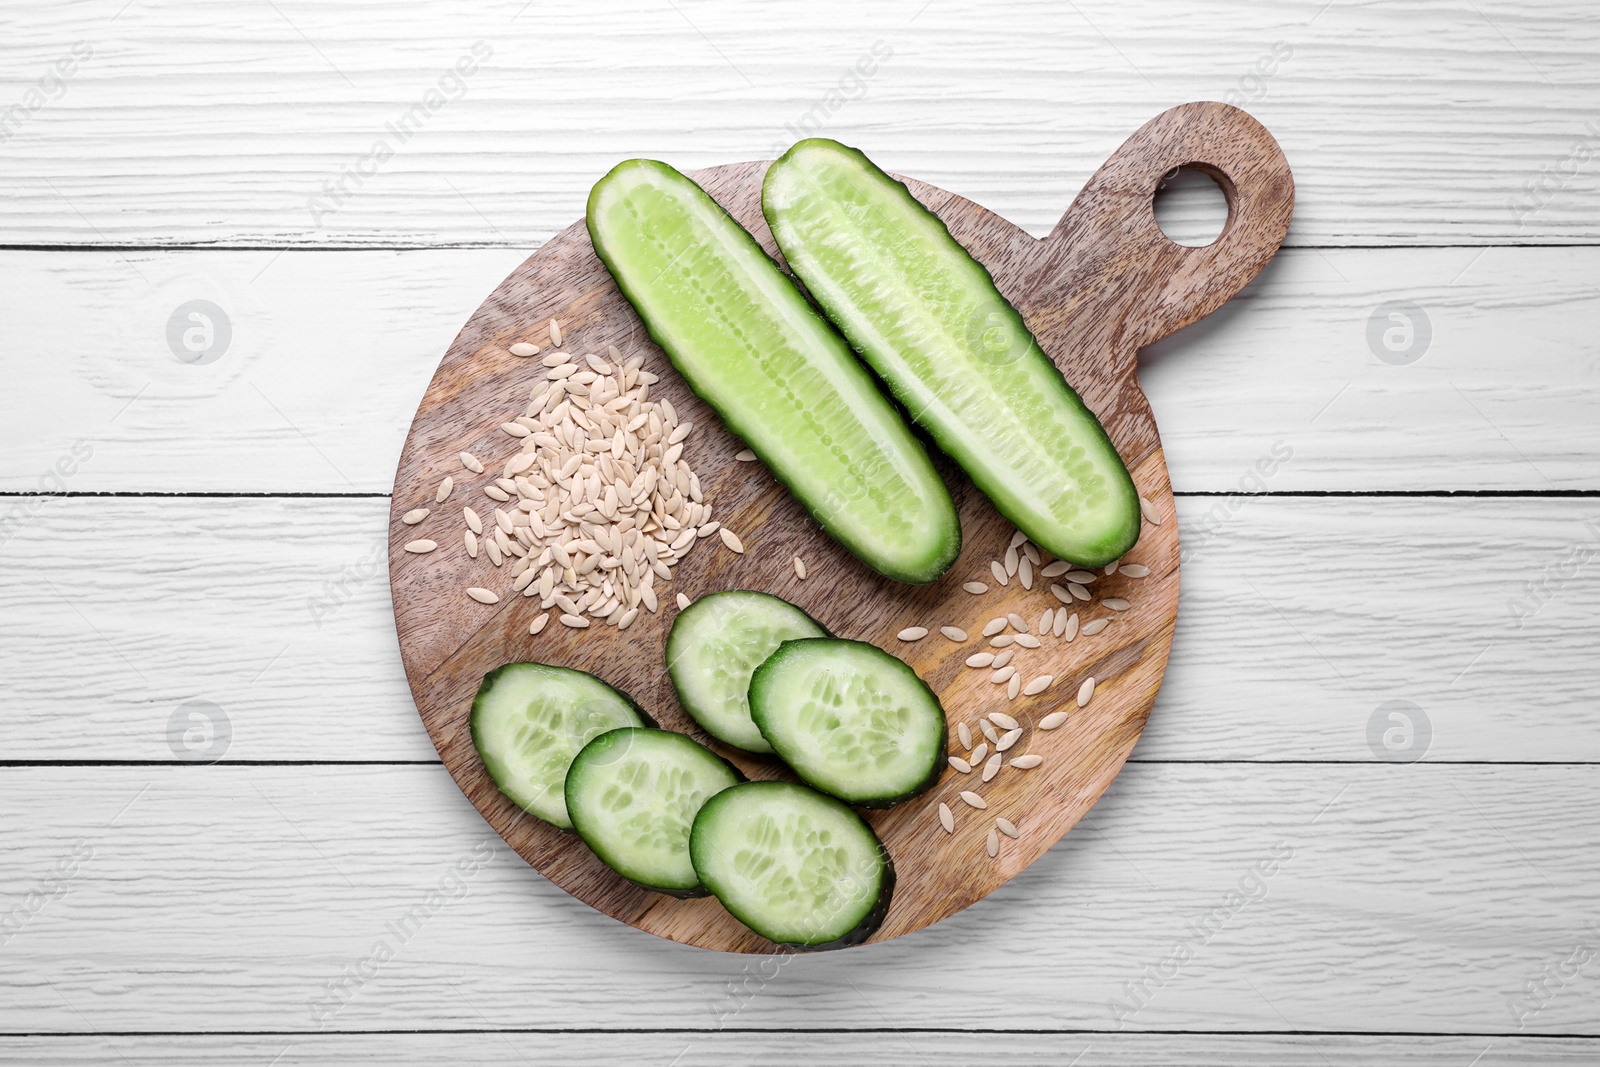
565 728 742 896
749 638 945 807
587 158 961 583
763 138 1142 567
666 590 828 754
470 663 650 831
690 780 893 949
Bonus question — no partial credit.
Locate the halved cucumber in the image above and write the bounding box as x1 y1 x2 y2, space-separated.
690 780 892 949
565 728 742 896
470 663 649 831
587 158 961 584
749 638 945 807
666 590 829 754
763 138 1142 567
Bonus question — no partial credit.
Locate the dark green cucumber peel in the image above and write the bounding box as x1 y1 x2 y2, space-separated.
565 728 743 897
689 780 894 949
666 590 830 754
763 139 1141 567
470 663 653 831
587 158 961 584
749 637 946 808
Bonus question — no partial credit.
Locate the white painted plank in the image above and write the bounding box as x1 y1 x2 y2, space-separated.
2 496 1594 762
3 246 1595 494
3 1 1596 246
0 1032 1588 1065
0 763 1595 1034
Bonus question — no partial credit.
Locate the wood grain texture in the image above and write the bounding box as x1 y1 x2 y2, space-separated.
3 497 1596 763
2 0 1596 246
6 244 1596 495
389 104 1290 951
2 1033 1594 1065
1 763 1595 1034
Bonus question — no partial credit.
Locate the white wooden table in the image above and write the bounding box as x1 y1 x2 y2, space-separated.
3 1 1596 1062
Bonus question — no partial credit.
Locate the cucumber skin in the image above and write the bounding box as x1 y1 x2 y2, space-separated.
748 638 946 809
469 663 655 833
665 590 831 755
762 140 1141 567
565 727 745 898
689 781 895 950
586 159 961 584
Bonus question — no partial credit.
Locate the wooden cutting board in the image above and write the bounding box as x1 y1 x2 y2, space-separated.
388 101 1293 952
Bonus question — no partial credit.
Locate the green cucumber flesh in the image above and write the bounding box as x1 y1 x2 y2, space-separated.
470 663 649 830
666 590 829 754
749 638 945 807
565 728 741 895
763 138 1141 567
587 158 960 583
690 780 892 948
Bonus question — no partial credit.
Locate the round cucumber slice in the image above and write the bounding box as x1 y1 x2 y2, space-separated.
749 638 946 807
666 591 829 754
566 728 742 896
470 663 650 831
690 780 892 948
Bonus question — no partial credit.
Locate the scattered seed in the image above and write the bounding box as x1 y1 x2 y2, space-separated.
404 539 437 553
1140 496 1161 524
548 319 563 347
734 449 757 462
1077 676 1097 707
898 626 929 641
1059 611 1077 640
948 756 972 774
466 587 499 604
982 617 1008 637
1049 583 1072 605
966 652 995 668
1023 675 1053 696
991 665 1015 684
963 581 989 595
996 727 1022 751
436 477 453 503
960 791 988 810
990 560 1009 585
1120 563 1151 578
996 817 1020 839
559 613 590 628
1105 561 1119 575
1039 711 1069 730
509 341 539 357
464 530 478 558
958 722 973 748
402 508 429 525
1004 545 1019 576
1018 557 1033 589
719 527 745 554
793 556 807 580
940 625 968 642
991 649 1014 669
1040 560 1070 577
986 827 1000 856
1069 583 1091 601
1065 570 1098 585
982 753 1002 781
1007 674 1021 699
1007 612 1028 633
676 593 692 611
1104 598 1131 611
1082 619 1110 636
970 742 988 765
1014 634 1041 649
459 451 484 474
989 711 1019 730
1010 753 1043 768
1022 543 1040 565
938 803 955 833
1038 607 1053 634
979 720 1000 745
1009 530 1027 548
990 634 1016 648
482 485 509 502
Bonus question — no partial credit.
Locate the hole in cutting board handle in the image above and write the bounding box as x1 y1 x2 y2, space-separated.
1152 165 1231 247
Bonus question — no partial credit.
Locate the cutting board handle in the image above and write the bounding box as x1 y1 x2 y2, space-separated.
1026 102 1294 367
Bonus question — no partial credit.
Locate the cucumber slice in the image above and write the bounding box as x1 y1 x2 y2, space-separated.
565 728 741 896
587 158 961 584
749 638 945 807
690 780 892 948
470 663 649 831
666 591 829 754
763 139 1142 567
